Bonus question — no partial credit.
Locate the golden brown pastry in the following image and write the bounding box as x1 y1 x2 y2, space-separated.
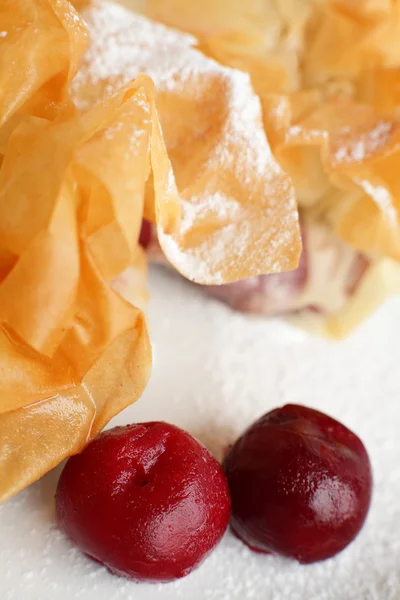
71 0 301 284
0 0 302 502
142 0 400 257
0 2 159 502
140 0 400 334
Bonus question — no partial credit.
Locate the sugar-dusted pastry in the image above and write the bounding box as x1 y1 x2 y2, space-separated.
140 0 400 334
71 0 301 285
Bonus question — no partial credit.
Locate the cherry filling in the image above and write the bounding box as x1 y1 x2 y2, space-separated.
139 219 152 249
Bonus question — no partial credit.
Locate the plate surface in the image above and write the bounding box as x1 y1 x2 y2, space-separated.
1 268 400 600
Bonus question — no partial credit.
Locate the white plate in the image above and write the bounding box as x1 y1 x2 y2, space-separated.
1 267 400 600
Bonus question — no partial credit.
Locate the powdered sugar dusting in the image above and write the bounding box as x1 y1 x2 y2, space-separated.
209 71 280 181
332 121 393 165
134 267 400 600
161 220 254 284
1 266 400 600
72 1 205 106
354 177 398 226
289 125 326 142
184 194 242 233
102 92 150 155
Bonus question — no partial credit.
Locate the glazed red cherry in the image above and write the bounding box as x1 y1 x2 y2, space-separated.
223 404 372 563
56 422 230 582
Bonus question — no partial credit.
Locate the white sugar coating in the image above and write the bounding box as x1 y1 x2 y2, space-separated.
354 177 398 226
159 194 245 284
73 0 275 166
73 1 199 98
161 220 254 285
72 0 280 167
179 194 243 235
71 0 299 285
333 121 393 164
1 268 400 600
289 125 325 141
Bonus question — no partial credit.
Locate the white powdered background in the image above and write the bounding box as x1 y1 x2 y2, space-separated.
1 267 399 600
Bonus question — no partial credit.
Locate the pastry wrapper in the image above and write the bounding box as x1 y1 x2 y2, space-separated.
0 0 303 502
0 0 192 502
0 73 158 501
0 0 88 137
72 0 301 285
144 0 400 330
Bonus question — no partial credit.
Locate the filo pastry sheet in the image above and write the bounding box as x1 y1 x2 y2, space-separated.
0 0 300 501
71 0 301 285
141 0 400 335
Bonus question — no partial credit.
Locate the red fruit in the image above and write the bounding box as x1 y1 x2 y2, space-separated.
56 422 231 582
139 219 152 249
223 404 372 563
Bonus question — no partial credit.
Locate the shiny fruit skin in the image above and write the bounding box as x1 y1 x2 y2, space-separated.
223 404 372 563
56 422 231 582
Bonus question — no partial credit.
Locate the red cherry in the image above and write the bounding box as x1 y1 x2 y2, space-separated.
223 404 372 563
56 422 231 582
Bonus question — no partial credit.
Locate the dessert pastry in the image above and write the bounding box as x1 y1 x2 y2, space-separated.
0 0 299 502
71 0 301 285
224 404 373 563
136 0 400 335
56 422 231 582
